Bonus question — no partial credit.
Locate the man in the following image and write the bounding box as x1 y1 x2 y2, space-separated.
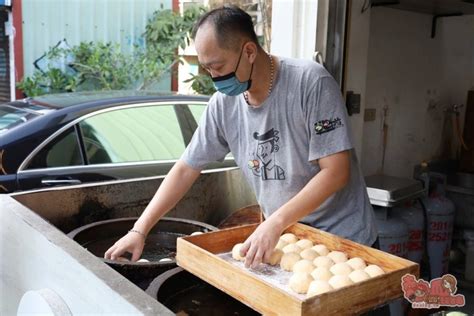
105 5 378 269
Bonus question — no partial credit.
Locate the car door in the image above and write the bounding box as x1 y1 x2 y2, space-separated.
16 101 205 190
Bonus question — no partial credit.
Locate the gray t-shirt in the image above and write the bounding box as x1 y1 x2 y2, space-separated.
181 57 377 245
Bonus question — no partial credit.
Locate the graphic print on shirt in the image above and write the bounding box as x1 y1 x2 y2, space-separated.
248 128 286 180
314 117 343 135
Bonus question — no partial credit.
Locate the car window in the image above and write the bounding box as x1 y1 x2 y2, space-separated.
27 127 83 169
79 105 186 164
188 104 206 123
0 104 40 133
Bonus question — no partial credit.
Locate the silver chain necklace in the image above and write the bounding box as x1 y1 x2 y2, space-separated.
244 53 274 105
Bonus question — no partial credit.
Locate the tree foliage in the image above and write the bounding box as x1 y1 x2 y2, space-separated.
17 6 209 97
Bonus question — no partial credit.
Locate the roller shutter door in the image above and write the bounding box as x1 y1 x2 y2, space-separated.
0 10 10 102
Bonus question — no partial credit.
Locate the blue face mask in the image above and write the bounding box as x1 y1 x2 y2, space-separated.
211 46 254 96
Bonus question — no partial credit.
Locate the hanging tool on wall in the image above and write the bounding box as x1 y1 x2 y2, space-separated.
381 104 389 173
449 104 469 151
440 104 468 160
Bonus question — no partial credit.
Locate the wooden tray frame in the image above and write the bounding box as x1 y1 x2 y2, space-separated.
177 223 419 315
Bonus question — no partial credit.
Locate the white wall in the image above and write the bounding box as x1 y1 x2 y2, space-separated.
270 0 318 60
344 0 372 161
359 7 474 178
439 15 474 116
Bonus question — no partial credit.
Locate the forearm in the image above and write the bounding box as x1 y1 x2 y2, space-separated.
133 160 201 236
267 154 350 232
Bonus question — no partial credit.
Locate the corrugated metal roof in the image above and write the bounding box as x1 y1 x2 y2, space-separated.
22 0 171 78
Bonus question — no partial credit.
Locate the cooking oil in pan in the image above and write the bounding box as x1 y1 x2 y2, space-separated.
82 231 185 262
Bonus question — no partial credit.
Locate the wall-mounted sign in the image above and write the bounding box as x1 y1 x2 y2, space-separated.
0 0 12 6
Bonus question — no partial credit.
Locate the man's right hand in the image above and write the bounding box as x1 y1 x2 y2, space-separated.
104 231 146 262
104 160 201 262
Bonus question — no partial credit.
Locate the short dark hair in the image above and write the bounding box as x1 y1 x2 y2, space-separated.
191 5 259 50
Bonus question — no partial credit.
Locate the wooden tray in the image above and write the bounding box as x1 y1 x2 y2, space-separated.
176 223 419 315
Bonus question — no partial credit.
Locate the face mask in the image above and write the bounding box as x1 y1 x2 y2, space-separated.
211 46 254 96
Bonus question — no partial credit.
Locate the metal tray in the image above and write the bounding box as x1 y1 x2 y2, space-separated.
365 175 425 207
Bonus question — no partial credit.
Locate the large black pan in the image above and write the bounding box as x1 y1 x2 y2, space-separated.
146 267 259 315
68 217 217 289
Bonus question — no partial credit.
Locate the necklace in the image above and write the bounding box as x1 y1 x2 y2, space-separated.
244 53 274 105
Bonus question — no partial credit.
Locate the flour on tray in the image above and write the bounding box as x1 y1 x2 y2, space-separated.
218 252 307 300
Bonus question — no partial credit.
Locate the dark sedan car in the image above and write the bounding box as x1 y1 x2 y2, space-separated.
0 91 235 193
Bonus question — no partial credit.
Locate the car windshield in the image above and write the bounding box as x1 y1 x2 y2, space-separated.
0 104 46 133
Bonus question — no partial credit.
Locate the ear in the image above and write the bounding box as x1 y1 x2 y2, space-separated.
243 41 258 63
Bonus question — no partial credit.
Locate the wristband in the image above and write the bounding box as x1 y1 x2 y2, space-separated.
128 229 146 238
